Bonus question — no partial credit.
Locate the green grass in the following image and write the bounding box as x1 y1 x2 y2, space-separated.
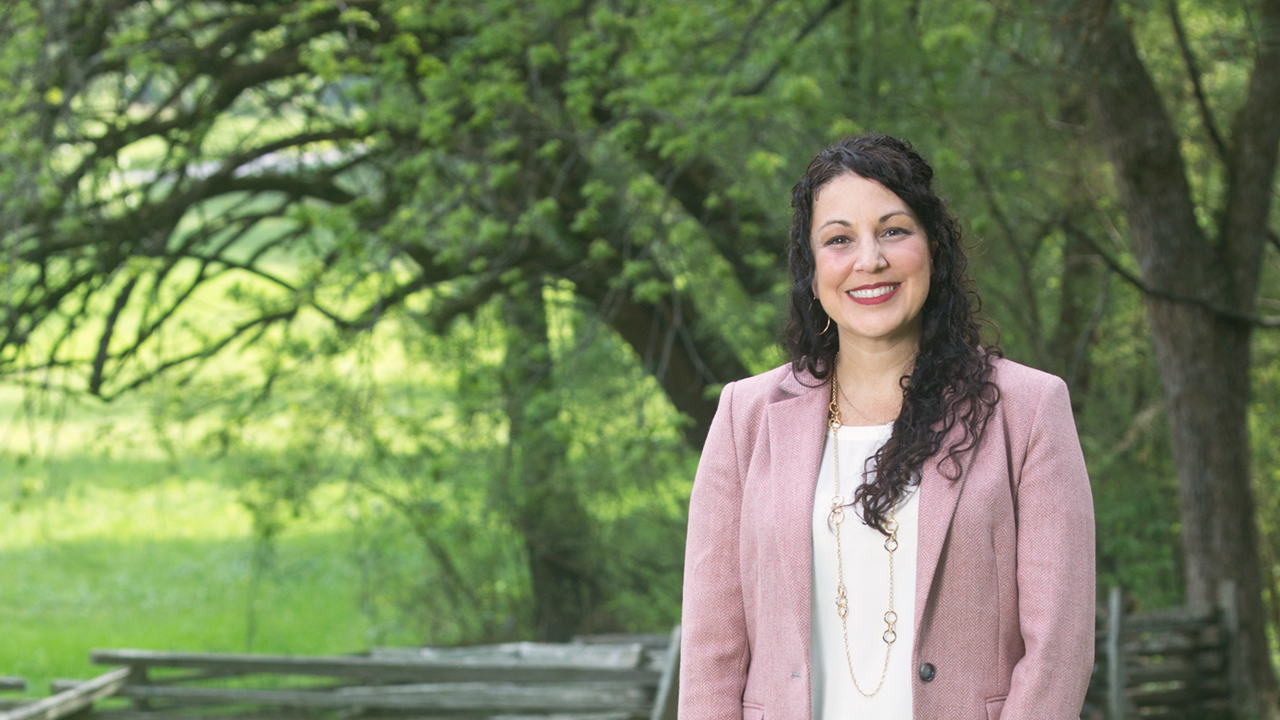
0 381 403 697
0 465 384 697
0 274 495 699
0 312 504 698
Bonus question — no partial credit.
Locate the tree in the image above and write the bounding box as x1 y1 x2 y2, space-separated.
1048 0 1280 713
0 0 837 638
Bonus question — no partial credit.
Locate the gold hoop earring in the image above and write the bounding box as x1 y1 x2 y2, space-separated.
818 316 831 335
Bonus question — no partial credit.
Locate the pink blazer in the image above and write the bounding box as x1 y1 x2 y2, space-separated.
679 358 1095 719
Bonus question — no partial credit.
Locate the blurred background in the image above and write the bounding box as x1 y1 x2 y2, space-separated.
1 0 1278 711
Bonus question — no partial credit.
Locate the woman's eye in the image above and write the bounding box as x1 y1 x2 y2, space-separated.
825 235 850 245
883 226 910 239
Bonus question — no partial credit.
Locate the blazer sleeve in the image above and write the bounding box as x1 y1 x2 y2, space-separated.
679 381 750 718
1004 376 1097 718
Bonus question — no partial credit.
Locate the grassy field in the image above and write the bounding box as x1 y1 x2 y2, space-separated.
0 381 411 697
0 245 444 694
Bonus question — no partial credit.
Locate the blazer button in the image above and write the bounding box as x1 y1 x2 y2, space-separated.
919 663 936 682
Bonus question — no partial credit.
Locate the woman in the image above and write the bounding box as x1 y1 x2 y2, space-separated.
679 134 1094 720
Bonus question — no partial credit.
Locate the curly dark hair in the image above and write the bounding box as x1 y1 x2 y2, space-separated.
784 134 1001 534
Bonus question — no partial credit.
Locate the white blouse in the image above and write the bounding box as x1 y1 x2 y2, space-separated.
810 423 918 719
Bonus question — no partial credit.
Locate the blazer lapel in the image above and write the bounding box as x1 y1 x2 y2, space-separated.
913 433 967 646
764 369 830 639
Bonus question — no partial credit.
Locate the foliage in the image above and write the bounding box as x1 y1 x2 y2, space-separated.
0 0 1276 652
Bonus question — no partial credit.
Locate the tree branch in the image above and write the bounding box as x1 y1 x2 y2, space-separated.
89 273 138 395
719 0 785 79
971 160 1045 348
737 0 849 97
97 309 299 400
214 174 356 205
54 47 308 200
1166 0 1228 162
419 274 506 334
1064 221 1280 328
1217 0 1280 293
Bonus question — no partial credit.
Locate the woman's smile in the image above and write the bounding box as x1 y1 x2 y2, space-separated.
847 282 901 304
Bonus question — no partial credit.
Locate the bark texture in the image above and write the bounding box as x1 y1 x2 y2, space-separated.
1052 0 1280 715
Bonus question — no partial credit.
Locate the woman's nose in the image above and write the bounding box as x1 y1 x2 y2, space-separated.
851 236 888 272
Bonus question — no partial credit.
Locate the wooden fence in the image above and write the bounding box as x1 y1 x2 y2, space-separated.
0 627 680 720
0 585 1246 720
1084 582 1242 720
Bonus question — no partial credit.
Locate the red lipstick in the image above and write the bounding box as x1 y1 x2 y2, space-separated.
846 282 901 306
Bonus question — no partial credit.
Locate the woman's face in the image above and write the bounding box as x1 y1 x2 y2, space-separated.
810 173 932 350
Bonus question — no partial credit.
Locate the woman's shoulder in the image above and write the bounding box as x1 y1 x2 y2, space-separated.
989 356 1063 389
988 356 1072 417
712 362 824 426
723 362 821 402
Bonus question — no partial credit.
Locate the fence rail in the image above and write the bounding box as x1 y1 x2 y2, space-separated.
2 628 681 720
0 668 129 720
1084 582 1241 720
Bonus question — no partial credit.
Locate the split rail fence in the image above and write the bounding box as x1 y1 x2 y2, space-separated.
1083 582 1243 720
0 583 1247 720
0 627 680 720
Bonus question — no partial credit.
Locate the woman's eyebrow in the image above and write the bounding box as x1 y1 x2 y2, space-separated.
819 211 911 230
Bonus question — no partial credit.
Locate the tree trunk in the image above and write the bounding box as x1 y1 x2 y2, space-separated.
501 275 603 641
1151 303 1275 712
1050 0 1280 715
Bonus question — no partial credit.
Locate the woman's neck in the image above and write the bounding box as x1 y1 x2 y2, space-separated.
833 336 918 426
836 335 918 385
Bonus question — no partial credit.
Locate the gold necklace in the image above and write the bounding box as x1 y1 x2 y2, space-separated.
828 375 898 697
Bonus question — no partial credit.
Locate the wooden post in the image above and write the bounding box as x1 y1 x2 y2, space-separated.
1107 586 1126 720
650 624 680 720
125 661 149 712
1217 580 1242 719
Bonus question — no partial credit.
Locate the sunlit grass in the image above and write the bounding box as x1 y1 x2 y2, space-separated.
0 309 520 695
0 464 388 696
0 344 425 696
